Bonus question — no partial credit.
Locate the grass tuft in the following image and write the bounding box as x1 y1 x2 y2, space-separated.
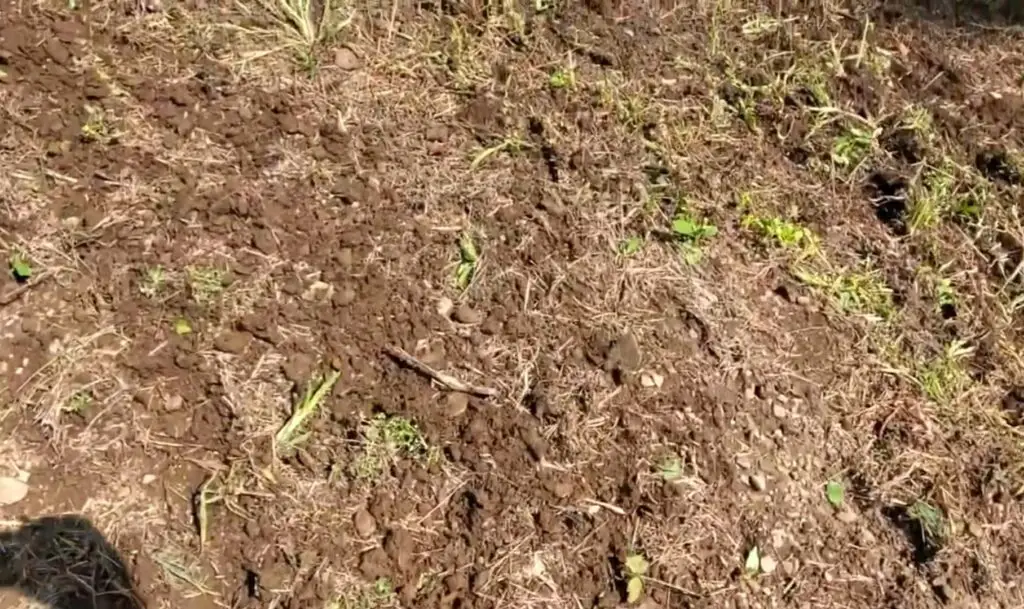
351 414 431 481
276 370 342 453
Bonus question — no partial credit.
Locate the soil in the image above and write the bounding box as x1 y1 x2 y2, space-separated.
1 1 1024 609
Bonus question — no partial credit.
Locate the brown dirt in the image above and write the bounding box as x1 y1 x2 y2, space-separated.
2 1 1024 609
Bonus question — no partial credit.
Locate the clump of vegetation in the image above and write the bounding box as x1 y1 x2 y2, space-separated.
351 414 431 481
831 125 877 170
670 212 718 264
139 265 166 298
794 265 894 320
276 370 342 453
9 252 33 282
454 232 479 291
917 340 972 405
549 66 576 89
249 0 355 71
186 266 227 304
622 553 649 603
742 214 819 256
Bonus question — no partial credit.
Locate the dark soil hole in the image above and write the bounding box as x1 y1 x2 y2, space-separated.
975 148 1022 185
939 302 957 320
882 505 942 565
868 171 909 235
880 127 924 163
1000 386 1024 425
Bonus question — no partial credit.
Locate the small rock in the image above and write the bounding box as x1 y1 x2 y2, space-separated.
835 509 858 524
425 125 449 141
334 46 362 70
164 394 184 412
141 474 157 485
445 392 469 417
453 303 483 324
353 508 377 538
772 403 788 418
759 555 777 574
0 477 29 505
640 372 664 388
251 229 277 254
748 473 767 492
437 296 454 319
214 331 251 354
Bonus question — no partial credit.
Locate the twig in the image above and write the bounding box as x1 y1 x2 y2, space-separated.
0 271 52 307
384 345 499 397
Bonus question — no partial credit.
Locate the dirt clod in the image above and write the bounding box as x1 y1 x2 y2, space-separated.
353 508 377 539
214 331 251 354
444 392 469 417
453 303 483 324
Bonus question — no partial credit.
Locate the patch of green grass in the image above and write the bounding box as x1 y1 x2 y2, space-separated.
742 214 819 256
249 0 354 71
351 414 431 481
917 340 972 404
831 125 877 170
549 66 576 89
794 265 894 320
139 265 166 298
186 266 226 304
908 166 956 234
454 232 479 291
908 500 947 546
65 390 93 414
276 370 341 453
670 212 718 264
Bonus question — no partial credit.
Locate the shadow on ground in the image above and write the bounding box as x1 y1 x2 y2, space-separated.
885 0 1024 24
0 516 142 609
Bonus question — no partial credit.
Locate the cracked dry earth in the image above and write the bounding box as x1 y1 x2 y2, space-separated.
2 1 1024 609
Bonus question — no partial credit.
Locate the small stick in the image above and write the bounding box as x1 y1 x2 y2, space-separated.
0 271 52 307
384 345 499 397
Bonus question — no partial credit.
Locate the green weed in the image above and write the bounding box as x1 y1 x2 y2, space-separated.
908 500 947 546
80 105 117 143
917 340 972 404
623 553 649 603
549 66 576 89
140 265 166 298
186 266 226 304
250 0 354 70
908 166 956 233
794 265 893 320
351 414 431 481
742 214 819 256
276 370 342 453
454 232 479 290
9 252 32 281
670 213 718 264
470 135 529 169
831 126 877 170
618 236 644 257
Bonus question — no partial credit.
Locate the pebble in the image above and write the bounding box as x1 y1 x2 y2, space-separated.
772 403 788 418
0 477 29 505
453 303 483 324
445 392 469 417
142 474 157 485
353 508 377 538
334 46 362 70
759 555 777 574
748 473 767 492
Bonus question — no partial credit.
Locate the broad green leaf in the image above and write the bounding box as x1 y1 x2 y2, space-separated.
659 457 682 481
826 481 845 507
625 554 649 576
744 546 760 574
626 576 644 603
173 318 193 336
10 255 32 280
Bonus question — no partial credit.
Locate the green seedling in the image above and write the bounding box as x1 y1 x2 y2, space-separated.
9 253 32 281
908 500 947 545
918 340 972 404
618 236 644 257
744 546 761 575
140 265 166 298
908 167 955 233
352 414 430 481
671 213 718 264
470 135 530 169
549 67 576 89
80 105 116 143
186 266 226 304
658 457 682 482
454 232 479 291
623 553 649 603
65 390 93 414
276 370 342 452
794 266 893 320
826 480 845 507
742 215 819 256
831 126 877 170
173 318 193 336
